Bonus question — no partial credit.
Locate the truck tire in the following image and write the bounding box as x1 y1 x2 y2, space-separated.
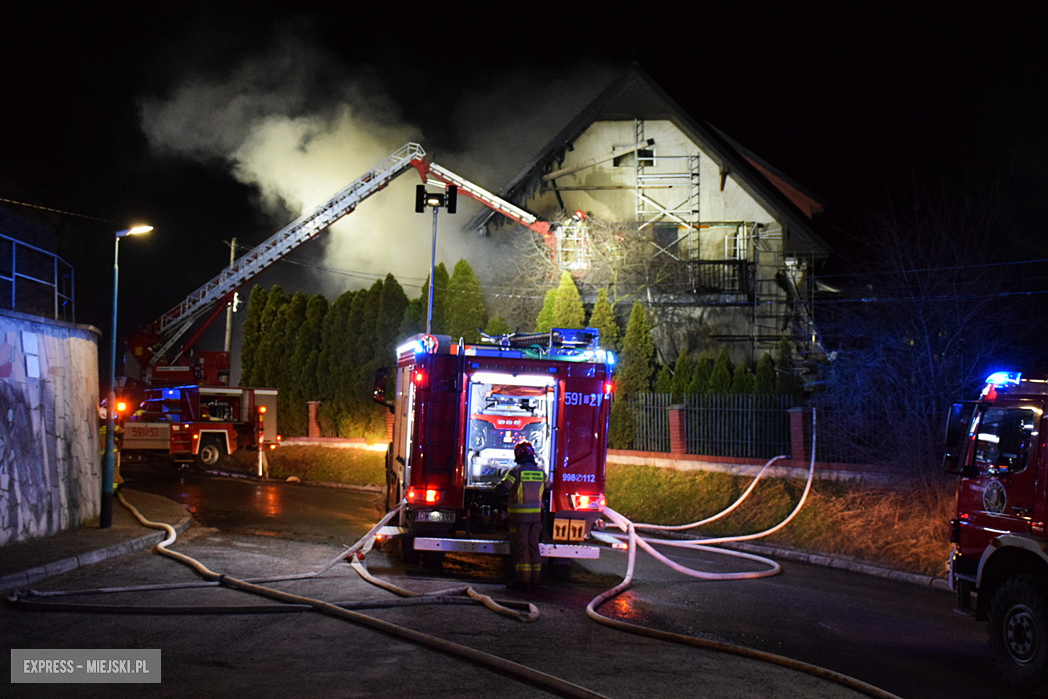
194 436 227 470
989 575 1048 694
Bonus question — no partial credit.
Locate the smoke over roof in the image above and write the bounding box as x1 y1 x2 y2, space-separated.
138 29 615 301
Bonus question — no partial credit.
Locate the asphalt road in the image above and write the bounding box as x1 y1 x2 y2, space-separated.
0 470 1020 698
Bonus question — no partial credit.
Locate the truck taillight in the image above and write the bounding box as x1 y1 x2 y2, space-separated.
570 493 605 510
413 370 427 387
406 487 443 504
604 381 613 395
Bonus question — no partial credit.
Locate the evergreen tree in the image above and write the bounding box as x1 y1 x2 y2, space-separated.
654 364 673 394
484 316 511 337
418 263 450 334
399 297 424 340
291 294 328 434
239 285 268 386
616 302 655 399
275 293 310 431
376 273 409 361
608 302 653 447
708 347 733 394
670 352 692 402
551 271 585 329
687 354 712 394
608 398 635 450
317 289 356 435
254 286 288 388
754 353 776 394
535 287 558 333
445 259 487 343
730 360 755 394
588 287 620 352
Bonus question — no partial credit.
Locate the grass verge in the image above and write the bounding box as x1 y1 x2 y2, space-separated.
231 446 385 488
606 463 954 578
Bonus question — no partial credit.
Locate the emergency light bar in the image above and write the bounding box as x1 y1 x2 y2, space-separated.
986 371 1022 387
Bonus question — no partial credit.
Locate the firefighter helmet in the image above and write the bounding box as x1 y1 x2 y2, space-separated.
514 441 536 463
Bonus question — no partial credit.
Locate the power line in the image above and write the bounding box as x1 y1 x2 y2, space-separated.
0 196 116 225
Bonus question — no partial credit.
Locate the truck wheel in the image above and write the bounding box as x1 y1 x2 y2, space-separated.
989 575 1048 694
194 437 226 470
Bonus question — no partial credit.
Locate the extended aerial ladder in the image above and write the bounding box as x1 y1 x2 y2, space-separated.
126 143 557 387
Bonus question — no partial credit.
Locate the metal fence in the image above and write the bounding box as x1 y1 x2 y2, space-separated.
629 393 794 459
0 233 75 322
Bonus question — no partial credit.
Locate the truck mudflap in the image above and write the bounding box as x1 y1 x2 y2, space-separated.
411 537 601 559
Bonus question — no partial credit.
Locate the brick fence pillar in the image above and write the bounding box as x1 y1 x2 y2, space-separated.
307 401 322 438
789 407 809 462
668 404 687 455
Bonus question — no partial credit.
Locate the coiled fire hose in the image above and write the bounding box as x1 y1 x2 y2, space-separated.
584 410 902 699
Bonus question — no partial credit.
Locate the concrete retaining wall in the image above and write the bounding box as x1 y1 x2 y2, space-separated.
0 309 101 546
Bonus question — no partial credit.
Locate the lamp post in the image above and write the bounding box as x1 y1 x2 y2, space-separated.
414 184 457 334
101 224 152 528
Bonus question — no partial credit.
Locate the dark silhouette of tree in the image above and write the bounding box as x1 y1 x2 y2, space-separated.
588 287 621 352
670 352 692 402
687 354 712 394
708 347 733 394
811 189 1023 474
239 285 268 385
445 260 487 343
754 353 776 394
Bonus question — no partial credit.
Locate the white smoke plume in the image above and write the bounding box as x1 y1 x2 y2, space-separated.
138 29 614 301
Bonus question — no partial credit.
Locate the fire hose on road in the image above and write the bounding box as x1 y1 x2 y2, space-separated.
8 409 901 698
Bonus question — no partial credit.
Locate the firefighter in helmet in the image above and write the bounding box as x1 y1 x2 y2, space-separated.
497 440 549 591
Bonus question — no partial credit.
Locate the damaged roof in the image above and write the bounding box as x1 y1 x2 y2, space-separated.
468 64 830 257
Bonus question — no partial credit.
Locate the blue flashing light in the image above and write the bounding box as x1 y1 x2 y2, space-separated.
985 371 1022 387
606 351 616 367
397 339 425 356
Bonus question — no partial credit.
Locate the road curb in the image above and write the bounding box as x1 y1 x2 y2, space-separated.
722 539 951 591
0 512 193 594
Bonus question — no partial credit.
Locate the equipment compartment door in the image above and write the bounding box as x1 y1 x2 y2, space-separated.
464 372 557 487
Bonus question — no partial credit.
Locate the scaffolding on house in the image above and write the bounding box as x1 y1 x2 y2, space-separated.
624 119 816 362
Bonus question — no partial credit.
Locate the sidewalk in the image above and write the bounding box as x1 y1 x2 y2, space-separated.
0 488 192 593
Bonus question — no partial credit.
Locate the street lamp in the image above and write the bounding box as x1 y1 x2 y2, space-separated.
414 184 457 334
101 224 152 528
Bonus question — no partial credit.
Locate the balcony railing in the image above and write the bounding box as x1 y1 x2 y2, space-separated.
657 260 754 299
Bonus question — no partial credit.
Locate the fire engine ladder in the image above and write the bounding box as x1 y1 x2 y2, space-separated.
414 161 553 241
147 143 427 377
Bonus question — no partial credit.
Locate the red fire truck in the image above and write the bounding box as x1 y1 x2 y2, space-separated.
120 384 278 469
376 328 614 566
946 370 1048 692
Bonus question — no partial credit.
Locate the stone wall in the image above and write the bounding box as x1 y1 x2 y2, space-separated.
0 309 101 546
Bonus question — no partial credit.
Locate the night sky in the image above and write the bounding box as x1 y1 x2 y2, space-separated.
3 3 1046 362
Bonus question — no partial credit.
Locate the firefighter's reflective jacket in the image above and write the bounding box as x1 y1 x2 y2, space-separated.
498 459 548 523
